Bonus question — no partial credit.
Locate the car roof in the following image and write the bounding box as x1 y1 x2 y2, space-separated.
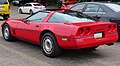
26 2 41 4
77 2 115 5
36 9 81 14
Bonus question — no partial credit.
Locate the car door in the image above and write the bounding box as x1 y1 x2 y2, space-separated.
22 4 32 13
15 12 49 43
83 4 106 20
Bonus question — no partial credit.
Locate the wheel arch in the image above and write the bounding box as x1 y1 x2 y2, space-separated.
1 23 14 41
40 30 56 44
1 23 8 31
29 9 33 12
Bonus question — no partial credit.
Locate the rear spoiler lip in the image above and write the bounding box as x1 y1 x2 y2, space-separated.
46 9 79 12
46 9 62 11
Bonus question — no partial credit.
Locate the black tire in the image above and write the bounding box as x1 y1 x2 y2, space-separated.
13 4 16 6
3 15 9 20
19 9 23 14
19 3 23 6
41 33 62 58
82 46 98 51
29 10 33 15
2 24 14 41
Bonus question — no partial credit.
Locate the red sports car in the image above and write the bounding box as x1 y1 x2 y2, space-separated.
61 4 74 9
1 11 118 57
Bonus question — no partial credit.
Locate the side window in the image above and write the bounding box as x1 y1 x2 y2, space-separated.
24 4 32 6
28 4 32 6
48 13 65 22
85 4 100 12
70 4 86 12
24 4 28 6
98 7 105 12
26 12 48 22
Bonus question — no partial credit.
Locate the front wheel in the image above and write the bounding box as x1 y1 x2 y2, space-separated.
41 33 62 58
2 24 14 41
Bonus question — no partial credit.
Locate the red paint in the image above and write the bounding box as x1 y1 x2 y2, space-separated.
1 11 118 49
62 0 77 5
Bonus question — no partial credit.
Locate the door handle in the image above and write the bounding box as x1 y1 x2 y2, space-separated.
36 25 39 27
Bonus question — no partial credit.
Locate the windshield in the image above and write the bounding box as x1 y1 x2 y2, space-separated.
105 3 120 12
0 0 8 4
48 12 95 23
33 4 43 6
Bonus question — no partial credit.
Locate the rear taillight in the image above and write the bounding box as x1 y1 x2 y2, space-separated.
34 7 39 9
76 28 84 36
112 24 116 31
76 27 91 36
85 27 91 34
78 28 84 34
9 5 10 10
108 24 117 32
108 25 112 32
43 6 45 8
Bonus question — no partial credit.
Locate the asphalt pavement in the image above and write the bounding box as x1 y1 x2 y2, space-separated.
0 5 120 66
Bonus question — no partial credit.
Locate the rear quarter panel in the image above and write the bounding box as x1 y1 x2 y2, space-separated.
40 23 76 37
40 23 78 48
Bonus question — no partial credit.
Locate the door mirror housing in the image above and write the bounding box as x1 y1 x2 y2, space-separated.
94 15 101 20
23 19 28 22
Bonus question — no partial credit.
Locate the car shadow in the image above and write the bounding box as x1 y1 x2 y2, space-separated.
16 39 106 59
0 37 109 65
59 49 106 58
0 19 4 21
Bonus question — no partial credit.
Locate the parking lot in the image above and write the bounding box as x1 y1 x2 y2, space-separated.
1 5 120 66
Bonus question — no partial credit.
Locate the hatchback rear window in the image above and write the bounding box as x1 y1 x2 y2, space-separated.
0 0 8 4
33 4 42 6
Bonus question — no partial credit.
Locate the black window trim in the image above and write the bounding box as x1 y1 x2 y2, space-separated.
70 3 87 12
83 3 105 13
23 11 50 22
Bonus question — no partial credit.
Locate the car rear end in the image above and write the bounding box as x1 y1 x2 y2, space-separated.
12 0 20 6
61 4 74 9
62 0 77 4
57 22 118 49
0 0 10 20
32 3 46 13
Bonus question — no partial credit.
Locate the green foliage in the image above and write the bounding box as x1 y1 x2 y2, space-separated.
9 0 13 4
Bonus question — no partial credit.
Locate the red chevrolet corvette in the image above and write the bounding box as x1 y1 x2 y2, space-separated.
1 10 118 57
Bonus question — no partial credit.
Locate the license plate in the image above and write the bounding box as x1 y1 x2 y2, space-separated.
94 33 102 38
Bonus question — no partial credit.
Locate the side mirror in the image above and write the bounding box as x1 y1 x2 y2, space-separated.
23 19 28 22
94 15 101 20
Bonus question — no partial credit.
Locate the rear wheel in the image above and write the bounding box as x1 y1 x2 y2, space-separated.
29 10 33 15
2 24 14 41
19 9 23 14
41 33 62 58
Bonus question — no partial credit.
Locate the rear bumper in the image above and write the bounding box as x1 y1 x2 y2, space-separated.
33 8 46 13
0 11 10 15
56 33 118 49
